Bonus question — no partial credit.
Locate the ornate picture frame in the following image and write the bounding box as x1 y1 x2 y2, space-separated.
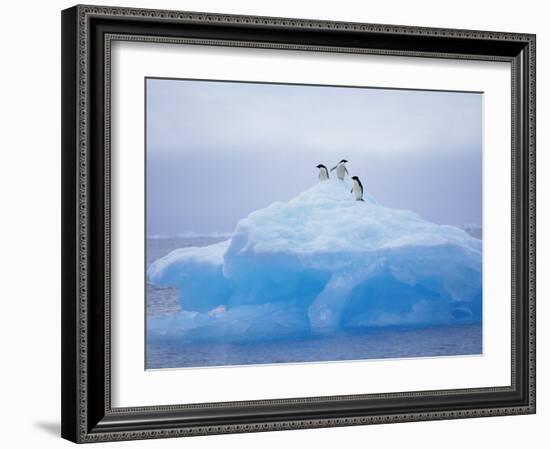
61 4 536 443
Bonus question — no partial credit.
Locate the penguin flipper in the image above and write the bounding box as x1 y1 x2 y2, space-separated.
330 166 337 172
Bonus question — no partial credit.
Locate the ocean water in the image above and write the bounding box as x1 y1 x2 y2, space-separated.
147 324 482 369
146 236 482 369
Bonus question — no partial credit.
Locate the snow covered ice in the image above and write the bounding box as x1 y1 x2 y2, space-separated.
147 179 482 343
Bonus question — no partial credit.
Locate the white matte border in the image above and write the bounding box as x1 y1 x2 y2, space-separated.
111 41 511 408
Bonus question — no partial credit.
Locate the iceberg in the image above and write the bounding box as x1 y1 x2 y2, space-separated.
148 179 482 343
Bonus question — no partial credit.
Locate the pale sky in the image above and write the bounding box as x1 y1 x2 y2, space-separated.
146 78 482 236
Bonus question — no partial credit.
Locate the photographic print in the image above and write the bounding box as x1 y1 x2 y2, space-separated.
145 78 483 370
62 8 536 440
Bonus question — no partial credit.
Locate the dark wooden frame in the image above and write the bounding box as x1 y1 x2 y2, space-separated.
61 4 536 443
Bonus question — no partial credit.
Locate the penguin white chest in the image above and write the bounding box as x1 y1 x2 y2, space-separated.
352 180 363 200
336 164 347 180
319 167 329 180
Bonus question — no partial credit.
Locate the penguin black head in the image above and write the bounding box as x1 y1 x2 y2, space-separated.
351 176 359 181
316 164 327 169
340 159 348 164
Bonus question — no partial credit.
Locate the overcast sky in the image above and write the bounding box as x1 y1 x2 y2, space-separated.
146 78 482 236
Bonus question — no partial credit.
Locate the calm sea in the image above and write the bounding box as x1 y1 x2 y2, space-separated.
146 236 482 369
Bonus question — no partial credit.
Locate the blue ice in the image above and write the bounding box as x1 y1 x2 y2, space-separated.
147 179 482 343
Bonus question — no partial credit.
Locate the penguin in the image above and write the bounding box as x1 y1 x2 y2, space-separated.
351 176 365 201
330 159 349 181
316 164 330 181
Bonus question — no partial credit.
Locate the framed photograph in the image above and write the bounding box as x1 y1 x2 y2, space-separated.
61 4 536 443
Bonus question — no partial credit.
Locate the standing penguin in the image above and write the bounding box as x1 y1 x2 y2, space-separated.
351 176 365 201
316 164 330 181
330 159 349 181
